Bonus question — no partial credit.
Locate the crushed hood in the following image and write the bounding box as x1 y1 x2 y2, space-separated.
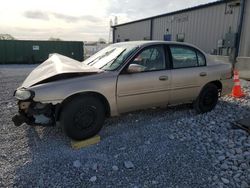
22 54 102 88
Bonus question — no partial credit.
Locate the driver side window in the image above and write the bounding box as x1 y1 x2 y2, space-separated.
131 46 165 72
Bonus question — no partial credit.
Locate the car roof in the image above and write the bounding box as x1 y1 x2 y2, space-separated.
111 41 205 53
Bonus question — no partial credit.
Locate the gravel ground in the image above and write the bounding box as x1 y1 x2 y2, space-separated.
0 65 249 188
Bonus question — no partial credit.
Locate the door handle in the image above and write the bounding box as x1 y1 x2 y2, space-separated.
200 72 207 77
159 75 168 81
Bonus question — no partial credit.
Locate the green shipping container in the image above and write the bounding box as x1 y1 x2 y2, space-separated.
0 40 84 64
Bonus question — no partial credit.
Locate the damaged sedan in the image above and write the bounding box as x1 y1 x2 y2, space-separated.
12 41 233 140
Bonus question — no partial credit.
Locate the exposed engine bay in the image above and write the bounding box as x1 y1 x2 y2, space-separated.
12 101 56 127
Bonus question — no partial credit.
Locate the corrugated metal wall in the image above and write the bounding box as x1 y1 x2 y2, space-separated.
152 3 239 53
113 1 245 55
0 40 84 64
114 20 151 42
239 0 250 57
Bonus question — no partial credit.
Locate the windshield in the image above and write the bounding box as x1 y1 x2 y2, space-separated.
83 45 137 71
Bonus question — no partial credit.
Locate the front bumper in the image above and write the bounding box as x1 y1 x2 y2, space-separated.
12 101 55 127
12 113 32 127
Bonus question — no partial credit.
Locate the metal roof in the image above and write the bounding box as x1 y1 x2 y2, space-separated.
112 0 236 28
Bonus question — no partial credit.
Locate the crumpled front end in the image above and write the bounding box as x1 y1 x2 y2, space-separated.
12 53 102 127
21 53 101 88
12 88 56 127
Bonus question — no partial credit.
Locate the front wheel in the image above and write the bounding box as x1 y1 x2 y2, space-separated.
194 83 219 114
60 96 105 140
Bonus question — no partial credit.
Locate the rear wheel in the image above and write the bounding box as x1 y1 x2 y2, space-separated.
194 83 219 113
60 96 105 140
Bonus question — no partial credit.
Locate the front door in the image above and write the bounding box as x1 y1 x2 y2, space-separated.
116 45 171 113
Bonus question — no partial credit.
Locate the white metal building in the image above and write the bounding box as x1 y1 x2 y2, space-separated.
112 0 250 59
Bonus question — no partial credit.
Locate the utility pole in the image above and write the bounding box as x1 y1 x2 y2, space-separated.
108 19 114 44
233 0 246 68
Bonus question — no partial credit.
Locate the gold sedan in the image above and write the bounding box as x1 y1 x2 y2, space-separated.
12 41 233 140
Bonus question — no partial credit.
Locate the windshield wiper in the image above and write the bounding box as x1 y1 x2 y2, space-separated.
87 49 116 66
100 58 116 69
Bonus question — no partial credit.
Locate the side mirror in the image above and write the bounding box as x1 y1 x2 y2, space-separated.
127 64 146 73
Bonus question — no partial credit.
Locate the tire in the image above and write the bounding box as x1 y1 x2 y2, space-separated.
194 83 219 114
60 96 105 140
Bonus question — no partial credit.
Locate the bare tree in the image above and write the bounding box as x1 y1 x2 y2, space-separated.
0 34 15 40
49 37 62 41
98 38 106 44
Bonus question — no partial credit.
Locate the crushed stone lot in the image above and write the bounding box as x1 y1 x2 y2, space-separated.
0 65 249 188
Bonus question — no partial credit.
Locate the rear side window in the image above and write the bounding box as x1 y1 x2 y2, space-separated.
170 46 206 69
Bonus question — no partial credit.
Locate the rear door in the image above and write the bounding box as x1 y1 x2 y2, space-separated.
168 45 208 104
116 45 171 113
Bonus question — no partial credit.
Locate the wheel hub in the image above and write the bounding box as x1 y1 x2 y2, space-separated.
203 92 216 106
74 106 96 130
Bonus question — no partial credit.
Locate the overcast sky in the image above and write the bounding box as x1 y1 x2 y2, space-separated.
0 0 217 42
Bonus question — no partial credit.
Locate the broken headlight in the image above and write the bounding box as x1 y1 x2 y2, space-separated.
14 89 34 100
